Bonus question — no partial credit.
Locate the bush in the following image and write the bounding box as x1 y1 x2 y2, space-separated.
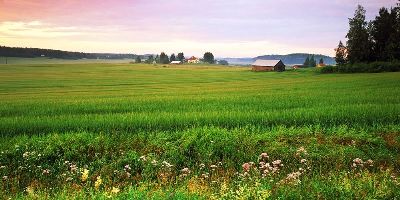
320 61 400 73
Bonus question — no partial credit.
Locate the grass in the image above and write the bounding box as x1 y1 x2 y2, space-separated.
0 63 399 199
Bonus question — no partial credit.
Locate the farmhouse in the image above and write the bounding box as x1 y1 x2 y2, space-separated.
187 56 200 64
170 61 182 65
252 59 285 72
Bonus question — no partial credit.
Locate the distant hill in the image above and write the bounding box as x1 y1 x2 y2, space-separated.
220 53 336 65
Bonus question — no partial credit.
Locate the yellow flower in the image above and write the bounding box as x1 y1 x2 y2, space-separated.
95 176 102 190
111 187 120 194
81 169 89 182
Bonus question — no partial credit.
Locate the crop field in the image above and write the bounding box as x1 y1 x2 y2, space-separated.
0 63 399 199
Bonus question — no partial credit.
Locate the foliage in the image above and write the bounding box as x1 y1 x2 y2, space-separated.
203 52 215 64
170 54 176 62
177 53 185 62
346 5 372 64
320 61 400 73
145 55 154 64
135 56 142 63
160 52 170 64
335 41 347 66
218 60 229 65
0 45 136 60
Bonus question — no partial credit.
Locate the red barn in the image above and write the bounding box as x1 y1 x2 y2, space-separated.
252 59 285 72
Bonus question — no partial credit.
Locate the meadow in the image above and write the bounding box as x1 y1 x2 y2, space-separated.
0 63 399 199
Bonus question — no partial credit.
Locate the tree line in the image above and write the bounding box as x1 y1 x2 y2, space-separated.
0 46 136 60
136 52 227 65
335 2 400 65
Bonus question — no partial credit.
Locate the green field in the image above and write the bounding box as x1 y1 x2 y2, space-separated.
0 63 399 199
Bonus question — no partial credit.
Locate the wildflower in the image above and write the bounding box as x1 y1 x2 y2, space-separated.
70 164 78 172
296 147 308 156
300 159 307 164
66 177 73 182
42 169 50 175
124 165 131 171
218 162 223 166
2 176 7 180
161 161 173 168
95 176 102 190
0 166 6 169
23 152 29 158
272 160 283 167
285 171 302 185
210 165 217 170
365 159 374 167
201 173 209 179
199 163 205 169
64 161 70 165
111 187 120 194
139 155 147 162
151 160 158 166
26 186 35 196
260 153 269 160
242 163 251 172
126 172 131 178
81 169 89 182
181 167 191 174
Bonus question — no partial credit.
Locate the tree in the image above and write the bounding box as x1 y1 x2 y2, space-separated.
371 7 395 61
335 41 347 66
170 54 176 62
160 52 169 64
203 52 215 64
135 56 142 63
177 53 185 62
145 55 154 63
155 54 160 63
310 55 317 67
386 3 400 60
218 60 229 65
319 58 324 65
303 56 310 67
346 5 372 63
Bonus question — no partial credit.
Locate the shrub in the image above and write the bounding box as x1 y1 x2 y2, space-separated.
320 61 400 73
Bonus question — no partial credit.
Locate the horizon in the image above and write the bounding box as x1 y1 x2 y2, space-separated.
0 0 397 57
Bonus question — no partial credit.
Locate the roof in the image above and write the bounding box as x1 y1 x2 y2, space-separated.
170 61 181 64
187 56 198 61
252 59 283 67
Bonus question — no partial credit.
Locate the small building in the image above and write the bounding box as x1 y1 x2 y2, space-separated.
292 65 303 69
187 56 200 64
317 63 326 68
252 59 285 72
170 61 182 65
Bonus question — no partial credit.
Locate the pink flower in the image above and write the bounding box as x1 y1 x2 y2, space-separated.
242 163 251 172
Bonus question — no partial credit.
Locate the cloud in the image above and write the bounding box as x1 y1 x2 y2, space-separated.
0 21 83 38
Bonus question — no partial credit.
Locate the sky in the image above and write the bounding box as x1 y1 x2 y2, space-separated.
0 0 397 57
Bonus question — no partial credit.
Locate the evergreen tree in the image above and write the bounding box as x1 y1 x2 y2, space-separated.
177 53 185 61
203 52 215 64
170 54 176 62
155 54 160 63
303 56 310 67
319 58 324 65
310 55 317 67
387 2 400 60
371 7 395 61
346 5 372 63
335 41 347 66
135 56 142 63
160 52 169 64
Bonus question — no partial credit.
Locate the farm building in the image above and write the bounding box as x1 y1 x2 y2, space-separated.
292 65 303 69
187 56 200 64
170 61 182 65
252 59 285 72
